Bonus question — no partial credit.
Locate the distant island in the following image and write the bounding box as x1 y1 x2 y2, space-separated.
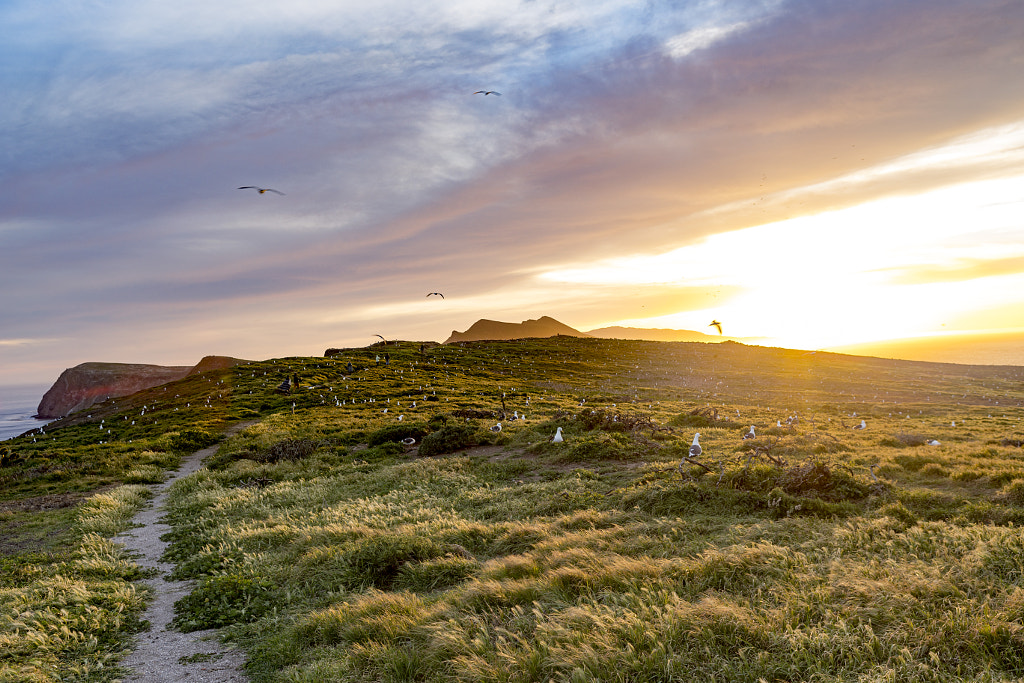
442 316 755 345
444 316 589 343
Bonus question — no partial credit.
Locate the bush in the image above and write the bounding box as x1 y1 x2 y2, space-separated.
339 535 446 590
418 423 478 458
880 433 927 448
395 554 479 592
1001 479 1024 506
367 422 429 447
172 573 276 631
260 438 322 463
167 429 219 452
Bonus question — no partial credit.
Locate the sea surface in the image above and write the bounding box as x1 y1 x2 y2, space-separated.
0 384 50 441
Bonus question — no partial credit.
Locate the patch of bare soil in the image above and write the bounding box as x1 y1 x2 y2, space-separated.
115 427 251 682
0 489 110 513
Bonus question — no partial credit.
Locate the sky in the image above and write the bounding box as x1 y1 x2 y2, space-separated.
2 0 1023 385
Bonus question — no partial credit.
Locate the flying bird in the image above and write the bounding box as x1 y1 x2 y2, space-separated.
474 90 501 96
426 292 445 299
238 186 285 195
709 320 723 335
374 335 387 344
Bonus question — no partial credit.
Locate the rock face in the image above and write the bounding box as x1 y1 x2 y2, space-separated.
444 316 589 344
36 363 192 419
187 355 251 376
35 356 252 419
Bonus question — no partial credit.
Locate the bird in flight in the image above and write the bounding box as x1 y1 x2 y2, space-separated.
426 292 444 299
473 90 501 96
709 320 723 334
238 186 285 195
374 334 387 344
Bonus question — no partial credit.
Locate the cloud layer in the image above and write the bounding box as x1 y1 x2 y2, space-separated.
2 0 1023 382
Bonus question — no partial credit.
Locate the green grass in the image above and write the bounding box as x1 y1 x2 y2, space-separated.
3 337 1024 680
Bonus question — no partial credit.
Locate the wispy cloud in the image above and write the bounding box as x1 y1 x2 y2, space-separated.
2 0 1024 382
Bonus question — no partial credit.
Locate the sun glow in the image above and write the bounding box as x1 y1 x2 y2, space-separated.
542 174 1024 349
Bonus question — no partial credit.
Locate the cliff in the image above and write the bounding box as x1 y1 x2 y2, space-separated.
444 316 589 344
36 355 251 418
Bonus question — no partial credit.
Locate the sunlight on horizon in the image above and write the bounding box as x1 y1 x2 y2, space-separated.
542 172 1024 350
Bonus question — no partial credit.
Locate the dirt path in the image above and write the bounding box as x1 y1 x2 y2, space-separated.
116 432 250 682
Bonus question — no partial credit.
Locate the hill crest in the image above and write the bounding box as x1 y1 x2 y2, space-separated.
444 316 588 343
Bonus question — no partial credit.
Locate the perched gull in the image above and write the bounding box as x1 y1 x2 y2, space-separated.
853 419 867 430
743 425 756 440
552 427 564 443
925 439 941 446
474 90 501 96
689 433 702 458
401 437 417 446
490 423 502 432
238 186 284 195
709 320 723 335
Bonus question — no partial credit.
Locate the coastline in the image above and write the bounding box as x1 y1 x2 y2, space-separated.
0 384 50 441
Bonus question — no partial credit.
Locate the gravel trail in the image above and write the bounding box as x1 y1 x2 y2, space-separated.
116 432 250 682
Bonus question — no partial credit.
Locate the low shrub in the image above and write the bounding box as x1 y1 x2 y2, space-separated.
339 534 447 590
418 423 478 458
167 429 219 452
172 572 277 631
1000 479 1024 506
367 422 429 447
395 554 480 592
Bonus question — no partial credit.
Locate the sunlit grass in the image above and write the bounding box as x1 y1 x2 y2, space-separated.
3 337 1024 680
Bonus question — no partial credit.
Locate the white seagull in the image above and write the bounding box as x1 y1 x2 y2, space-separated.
853 419 867 430
552 427 564 443
689 433 702 458
490 423 502 432
743 425 756 440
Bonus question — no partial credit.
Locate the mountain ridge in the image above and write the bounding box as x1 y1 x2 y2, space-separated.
444 316 589 343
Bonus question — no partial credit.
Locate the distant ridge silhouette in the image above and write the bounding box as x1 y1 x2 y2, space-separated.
444 316 589 343
586 326 723 342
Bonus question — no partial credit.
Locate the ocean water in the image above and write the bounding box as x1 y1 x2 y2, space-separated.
0 384 50 441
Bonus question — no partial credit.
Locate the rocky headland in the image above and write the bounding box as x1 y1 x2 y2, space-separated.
36 356 250 419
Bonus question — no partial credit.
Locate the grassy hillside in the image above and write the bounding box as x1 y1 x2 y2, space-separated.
3 338 1024 681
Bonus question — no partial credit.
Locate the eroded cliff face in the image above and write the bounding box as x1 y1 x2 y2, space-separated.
35 356 254 419
36 363 193 418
